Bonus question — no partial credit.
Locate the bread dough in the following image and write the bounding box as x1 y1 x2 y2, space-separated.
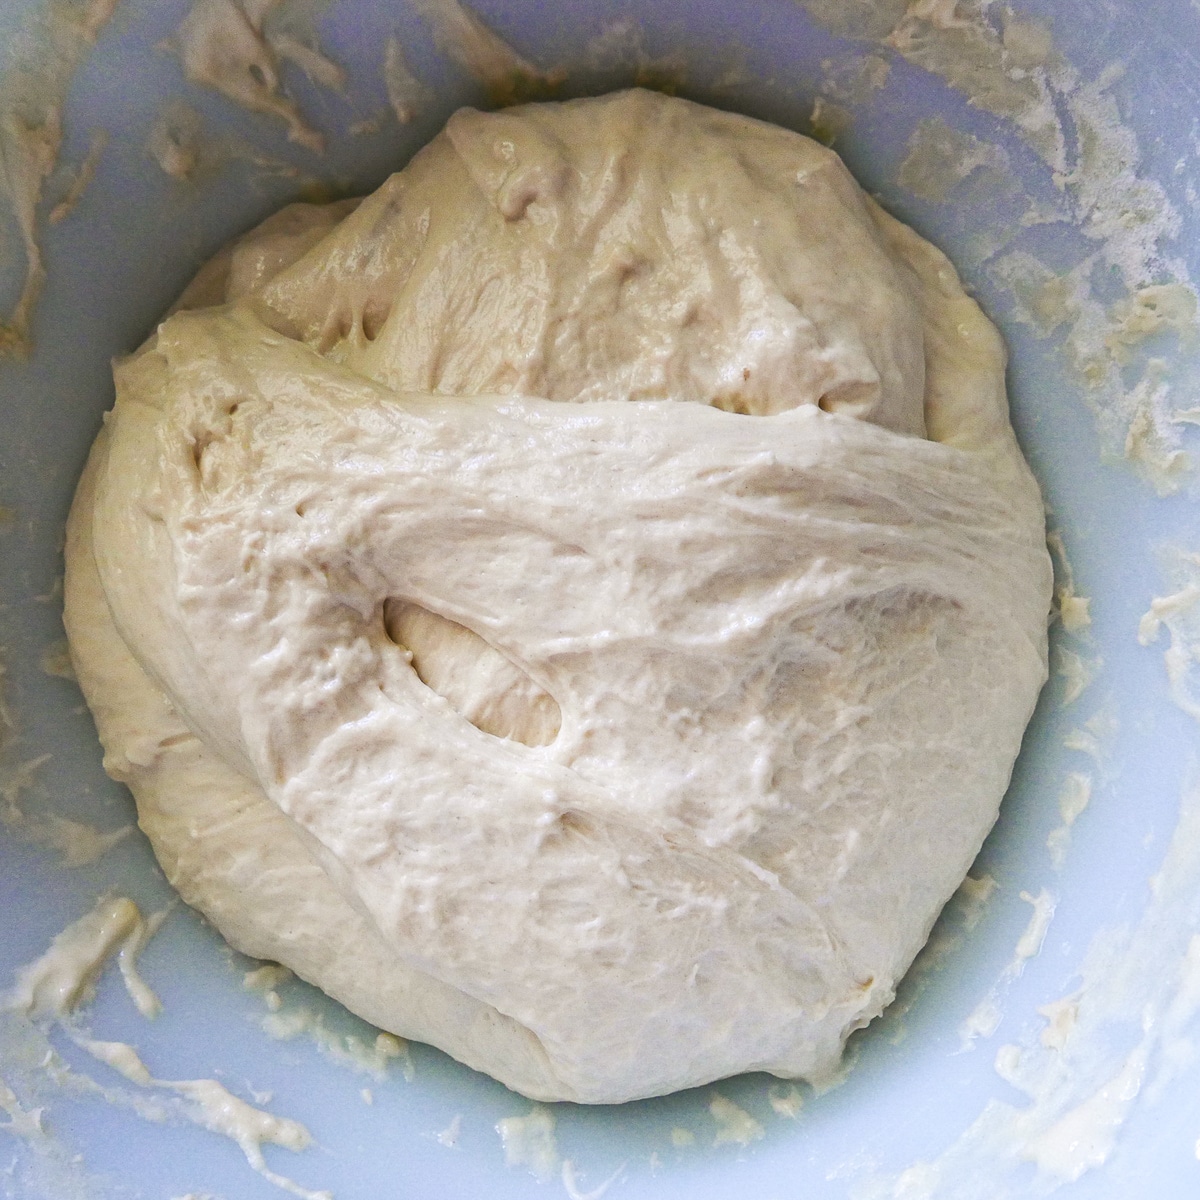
64 89 1051 1104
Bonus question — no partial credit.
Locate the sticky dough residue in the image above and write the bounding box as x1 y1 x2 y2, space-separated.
859 498 1198 1191
1045 530 1100 715
412 0 564 105
708 1093 765 1148
864 772 1200 1198
3 0 1198 1193
785 2 1199 1194
158 0 561 163
162 0 342 154
1045 772 1092 872
497 1104 559 1182
822 1 1199 497
260 1000 414 1082
856 525 1182 1194
495 1105 624 1200
0 0 118 358
145 0 359 184
0 653 132 868
956 887 1056 1048
1139 549 1200 722
898 116 1009 205
464 0 1196 501
1 897 332 1200
8 895 163 1020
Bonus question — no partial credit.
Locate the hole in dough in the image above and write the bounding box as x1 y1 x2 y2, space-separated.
317 308 354 354
710 393 755 416
361 301 390 342
191 435 212 473
383 599 561 747
817 380 880 419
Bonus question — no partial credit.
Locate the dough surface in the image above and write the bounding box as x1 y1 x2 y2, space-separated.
64 89 1051 1104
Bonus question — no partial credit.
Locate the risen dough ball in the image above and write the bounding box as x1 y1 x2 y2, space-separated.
64 90 1051 1103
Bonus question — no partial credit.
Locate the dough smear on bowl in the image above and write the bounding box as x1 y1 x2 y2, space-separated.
64 88 1051 1104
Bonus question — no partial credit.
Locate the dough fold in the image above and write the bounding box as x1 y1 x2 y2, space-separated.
65 89 1050 1103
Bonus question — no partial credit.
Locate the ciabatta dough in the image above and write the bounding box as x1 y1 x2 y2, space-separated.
64 89 1051 1103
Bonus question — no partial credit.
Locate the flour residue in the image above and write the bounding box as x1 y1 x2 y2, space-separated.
73 1038 330 1200
243 962 293 993
0 1075 47 1142
866 780 1200 1194
1054 646 1099 708
73 1034 154 1084
576 18 689 97
171 1077 328 1200
146 101 212 182
807 95 851 147
993 249 1196 497
0 1063 102 1200
145 98 302 186
817 50 891 110
1037 994 1079 1052
1025 1045 1147 1182
955 873 999 931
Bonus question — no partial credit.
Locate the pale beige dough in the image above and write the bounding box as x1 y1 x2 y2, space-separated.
64 89 1051 1103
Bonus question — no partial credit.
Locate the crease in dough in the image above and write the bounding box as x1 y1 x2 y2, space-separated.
64 89 1050 1103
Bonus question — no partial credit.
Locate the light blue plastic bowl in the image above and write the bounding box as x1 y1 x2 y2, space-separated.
3 2 1200 1198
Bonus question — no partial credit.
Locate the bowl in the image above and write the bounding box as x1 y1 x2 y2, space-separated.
3 1 1200 1197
